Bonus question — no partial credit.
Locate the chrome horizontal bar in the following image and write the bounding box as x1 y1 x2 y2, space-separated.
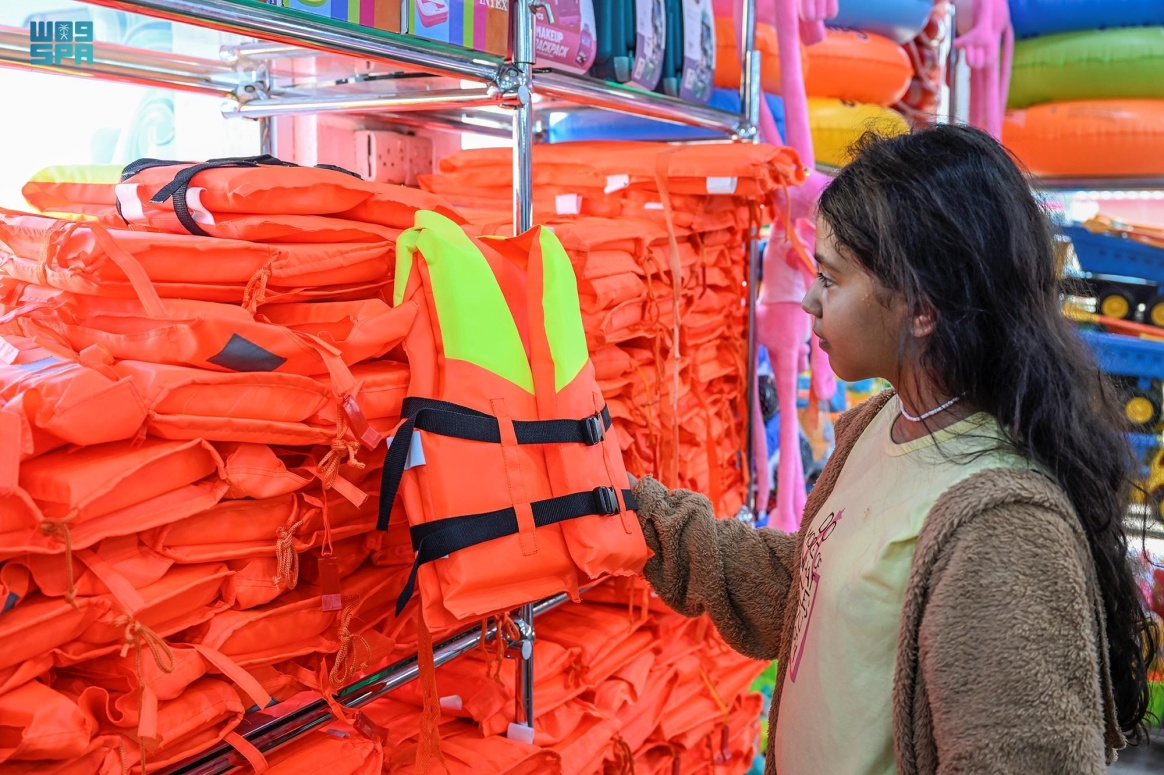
226 86 502 118
535 70 746 135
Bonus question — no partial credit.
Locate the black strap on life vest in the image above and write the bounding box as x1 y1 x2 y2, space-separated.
375 397 614 532
394 486 638 615
116 155 362 237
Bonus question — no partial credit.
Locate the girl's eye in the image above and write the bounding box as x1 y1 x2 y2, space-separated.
816 272 834 288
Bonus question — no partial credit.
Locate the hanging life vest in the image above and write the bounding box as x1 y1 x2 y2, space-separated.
377 211 650 629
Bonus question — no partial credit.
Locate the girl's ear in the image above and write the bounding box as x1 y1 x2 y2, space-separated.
911 304 937 339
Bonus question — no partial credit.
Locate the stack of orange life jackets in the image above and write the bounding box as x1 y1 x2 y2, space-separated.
0 156 474 773
379 578 766 775
420 141 805 516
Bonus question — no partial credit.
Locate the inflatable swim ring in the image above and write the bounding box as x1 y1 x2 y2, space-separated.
826 0 932 45
809 98 910 167
1003 99 1164 177
1009 0 1164 40
806 28 913 106
710 0 930 45
1009 27 1164 109
714 18 804 92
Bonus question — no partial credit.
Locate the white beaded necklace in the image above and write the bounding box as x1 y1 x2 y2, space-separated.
899 394 964 423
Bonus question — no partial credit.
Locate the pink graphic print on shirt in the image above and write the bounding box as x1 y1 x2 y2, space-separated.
788 508 844 682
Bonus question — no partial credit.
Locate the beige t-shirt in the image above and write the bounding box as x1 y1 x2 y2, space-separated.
771 396 1035 775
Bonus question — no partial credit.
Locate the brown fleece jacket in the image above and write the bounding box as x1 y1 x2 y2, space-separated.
633 391 1125 774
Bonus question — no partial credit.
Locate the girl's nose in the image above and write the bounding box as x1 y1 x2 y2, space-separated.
802 279 822 318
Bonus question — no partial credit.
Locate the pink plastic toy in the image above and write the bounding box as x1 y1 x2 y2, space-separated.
730 0 837 527
954 0 1013 139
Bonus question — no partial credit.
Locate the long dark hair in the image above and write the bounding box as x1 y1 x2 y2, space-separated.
817 124 1158 742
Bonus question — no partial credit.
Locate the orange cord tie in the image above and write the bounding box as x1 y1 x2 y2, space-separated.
39 511 79 608
565 657 586 689
606 734 636 775
698 667 731 726
481 613 521 685
272 518 305 591
318 408 365 492
114 616 176 775
329 595 372 687
242 255 277 313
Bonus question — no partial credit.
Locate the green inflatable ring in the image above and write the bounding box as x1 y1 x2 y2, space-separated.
1009 26 1164 109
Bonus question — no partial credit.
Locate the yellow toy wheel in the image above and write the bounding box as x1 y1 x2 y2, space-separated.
1126 396 1156 426
1100 291 1133 320
1148 295 1164 327
1124 391 1160 428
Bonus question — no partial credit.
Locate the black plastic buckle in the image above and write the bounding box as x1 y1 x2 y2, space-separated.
595 486 620 516
581 413 605 446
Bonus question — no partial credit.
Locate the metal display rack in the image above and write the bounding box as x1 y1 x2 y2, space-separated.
0 1 763 772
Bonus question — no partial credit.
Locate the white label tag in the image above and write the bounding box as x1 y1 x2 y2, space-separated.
439 695 463 712
387 431 427 470
184 187 217 226
605 174 630 194
707 177 738 195
114 184 145 222
555 193 582 215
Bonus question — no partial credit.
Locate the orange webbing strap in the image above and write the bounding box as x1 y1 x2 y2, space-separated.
692 390 723 513
85 222 168 319
653 150 683 486
224 731 270 773
0 410 20 495
299 332 380 452
192 644 272 712
414 605 450 775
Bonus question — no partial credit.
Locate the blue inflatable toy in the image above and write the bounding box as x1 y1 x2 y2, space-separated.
1009 0 1164 39
546 88 785 142
826 0 932 44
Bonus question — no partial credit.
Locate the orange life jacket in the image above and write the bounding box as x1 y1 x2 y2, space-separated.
21 164 122 219
376 211 649 629
0 209 393 308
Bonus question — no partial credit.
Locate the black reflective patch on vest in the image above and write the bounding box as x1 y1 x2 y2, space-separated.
207 334 286 372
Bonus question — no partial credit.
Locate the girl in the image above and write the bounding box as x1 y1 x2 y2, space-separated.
630 125 1158 774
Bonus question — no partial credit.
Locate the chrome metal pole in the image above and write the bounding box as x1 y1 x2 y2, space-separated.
158 593 575 775
82 0 502 84
738 0 760 516
509 0 538 732
737 0 760 138
944 5 970 125
511 0 536 234
259 117 275 155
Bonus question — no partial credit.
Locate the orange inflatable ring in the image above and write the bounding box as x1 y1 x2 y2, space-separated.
809 98 910 167
714 18 807 92
1003 99 1164 178
806 28 913 106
